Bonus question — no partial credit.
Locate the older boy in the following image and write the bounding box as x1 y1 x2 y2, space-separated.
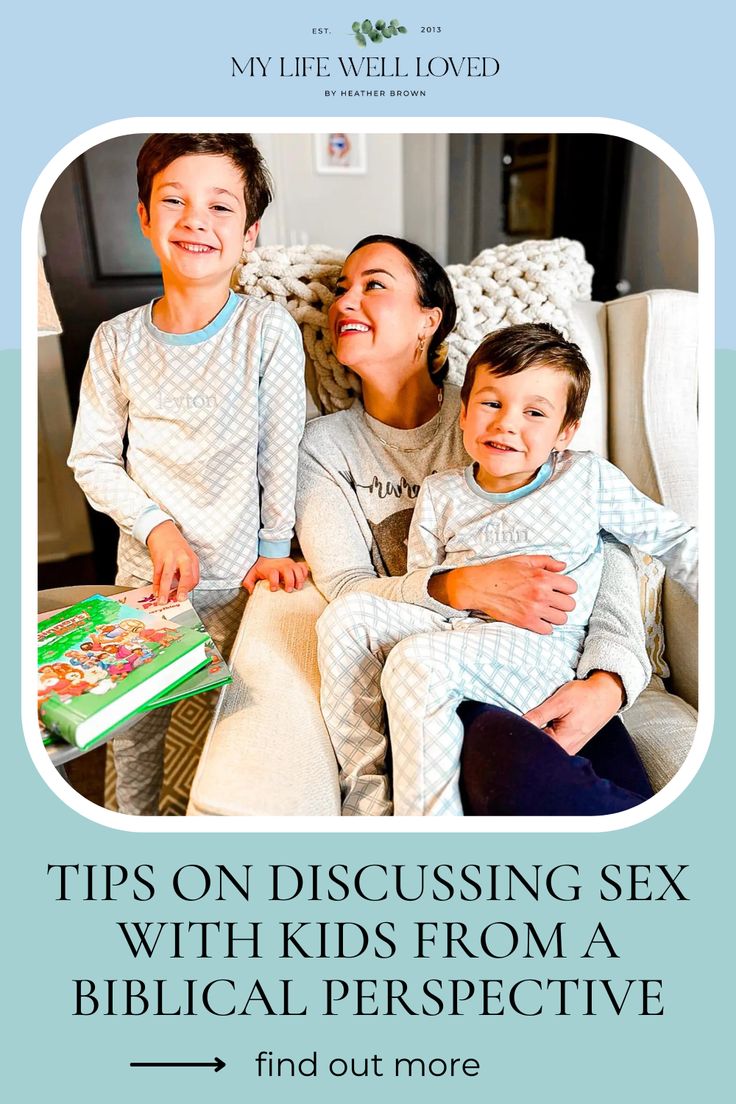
69 133 306 814
382 323 697 815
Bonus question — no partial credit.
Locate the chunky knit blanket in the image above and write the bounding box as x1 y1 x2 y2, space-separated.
234 238 593 412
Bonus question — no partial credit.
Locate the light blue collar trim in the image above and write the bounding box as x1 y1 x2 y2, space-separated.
145 289 241 345
464 456 554 503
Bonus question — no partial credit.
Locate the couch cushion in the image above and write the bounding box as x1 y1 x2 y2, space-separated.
187 580 339 817
622 676 697 792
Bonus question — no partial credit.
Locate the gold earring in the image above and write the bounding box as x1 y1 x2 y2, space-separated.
416 334 426 361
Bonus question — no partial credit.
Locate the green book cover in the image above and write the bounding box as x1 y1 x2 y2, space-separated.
37 596 208 748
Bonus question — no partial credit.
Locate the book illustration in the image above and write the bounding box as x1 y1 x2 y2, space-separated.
37 596 208 748
39 605 179 699
37 589 233 747
110 586 232 707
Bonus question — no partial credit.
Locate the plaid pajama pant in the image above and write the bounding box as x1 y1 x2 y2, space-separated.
317 592 584 817
111 576 247 816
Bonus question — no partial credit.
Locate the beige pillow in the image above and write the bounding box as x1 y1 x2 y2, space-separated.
631 548 669 678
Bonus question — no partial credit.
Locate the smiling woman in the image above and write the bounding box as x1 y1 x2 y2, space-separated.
327 237 452 427
37 131 699 819
296 234 657 818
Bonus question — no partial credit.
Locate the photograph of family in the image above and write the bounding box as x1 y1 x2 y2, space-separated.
34 128 700 820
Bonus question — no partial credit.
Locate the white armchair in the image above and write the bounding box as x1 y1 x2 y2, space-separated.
186 279 699 816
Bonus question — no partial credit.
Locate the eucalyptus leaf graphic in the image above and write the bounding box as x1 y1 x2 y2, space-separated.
350 16 407 45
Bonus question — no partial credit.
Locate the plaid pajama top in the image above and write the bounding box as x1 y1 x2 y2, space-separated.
408 451 698 631
68 291 305 589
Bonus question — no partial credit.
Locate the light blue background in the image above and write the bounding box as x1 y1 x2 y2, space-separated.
3 2 731 1099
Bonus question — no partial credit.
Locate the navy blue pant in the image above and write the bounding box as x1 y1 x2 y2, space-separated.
458 703 654 816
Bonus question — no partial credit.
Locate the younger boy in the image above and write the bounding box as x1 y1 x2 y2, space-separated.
327 323 697 816
69 133 307 815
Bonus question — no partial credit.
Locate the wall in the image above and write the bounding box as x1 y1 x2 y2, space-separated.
253 133 403 251
621 143 698 293
402 133 449 263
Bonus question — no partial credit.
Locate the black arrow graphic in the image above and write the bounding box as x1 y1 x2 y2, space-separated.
130 1057 225 1073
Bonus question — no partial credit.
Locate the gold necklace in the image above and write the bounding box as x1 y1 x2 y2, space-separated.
364 389 445 450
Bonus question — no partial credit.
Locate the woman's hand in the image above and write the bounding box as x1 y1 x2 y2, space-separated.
523 671 626 754
429 555 577 633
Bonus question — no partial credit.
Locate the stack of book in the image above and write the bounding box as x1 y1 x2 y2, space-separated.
37 588 232 750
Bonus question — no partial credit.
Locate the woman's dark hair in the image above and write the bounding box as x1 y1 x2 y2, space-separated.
136 133 273 227
346 234 457 384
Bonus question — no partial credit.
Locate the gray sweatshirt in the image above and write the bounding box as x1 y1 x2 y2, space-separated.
296 384 650 707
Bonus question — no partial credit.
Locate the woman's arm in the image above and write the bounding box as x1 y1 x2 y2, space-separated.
432 538 650 711
523 673 626 755
576 540 651 709
297 427 583 625
428 558 578 633
524 541 652 754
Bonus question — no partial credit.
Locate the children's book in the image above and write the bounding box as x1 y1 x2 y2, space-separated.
109 586 233 708
37 595 209 749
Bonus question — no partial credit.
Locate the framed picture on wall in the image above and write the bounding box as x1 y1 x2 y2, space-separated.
314 132 367 174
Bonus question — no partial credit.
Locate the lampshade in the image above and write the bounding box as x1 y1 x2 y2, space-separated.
38 256 62 336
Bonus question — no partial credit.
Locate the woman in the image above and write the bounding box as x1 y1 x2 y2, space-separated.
296 235 653 816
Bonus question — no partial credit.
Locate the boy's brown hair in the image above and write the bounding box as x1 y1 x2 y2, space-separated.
460 322 591 429
136 133 273 227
